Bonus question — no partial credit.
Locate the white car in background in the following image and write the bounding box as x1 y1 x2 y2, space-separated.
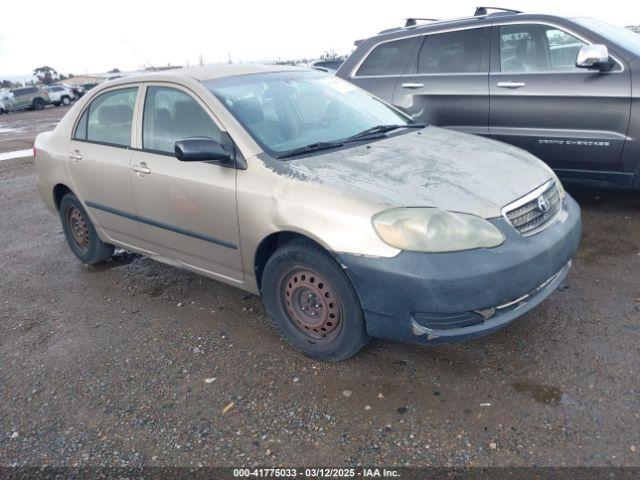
45 85 75 107
0 90 14 114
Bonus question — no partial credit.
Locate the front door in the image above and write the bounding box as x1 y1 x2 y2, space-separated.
489 22 631 175
394 26 491 135
68 86 142 246
130 84 242 282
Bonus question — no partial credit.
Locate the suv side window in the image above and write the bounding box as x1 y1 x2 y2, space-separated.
418 28 486 74
142 86 221 154
356 37 419 76
500 24 587 73
85 87 138 147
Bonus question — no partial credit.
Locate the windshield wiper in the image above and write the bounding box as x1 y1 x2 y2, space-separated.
343 123 426 142
277 141 344 159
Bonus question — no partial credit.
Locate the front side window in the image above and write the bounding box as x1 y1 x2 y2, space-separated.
85 87 138 147
418 28 486 74
207 71 411 157
500 24 587 73
142 86 221 154
356 37 419 76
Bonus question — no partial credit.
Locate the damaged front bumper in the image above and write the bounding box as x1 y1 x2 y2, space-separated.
336 194 581 346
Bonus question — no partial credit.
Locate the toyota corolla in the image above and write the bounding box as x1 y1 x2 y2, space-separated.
34 65 581 361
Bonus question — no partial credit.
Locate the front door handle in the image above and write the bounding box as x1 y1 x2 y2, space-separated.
497 81 526 89
68 150 83 162
131 163 151 175
401 82 425 89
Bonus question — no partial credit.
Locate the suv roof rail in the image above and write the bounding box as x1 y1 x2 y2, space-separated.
404 17 439 27
474 6 522 16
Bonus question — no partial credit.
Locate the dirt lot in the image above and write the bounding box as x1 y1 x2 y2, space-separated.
1 107 639 468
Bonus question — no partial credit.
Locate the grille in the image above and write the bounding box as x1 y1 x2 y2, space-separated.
503 181 562 236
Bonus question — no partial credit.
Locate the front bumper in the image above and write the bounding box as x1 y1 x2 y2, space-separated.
336 194 581 345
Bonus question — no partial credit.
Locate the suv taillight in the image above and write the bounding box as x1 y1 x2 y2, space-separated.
33 146 37 158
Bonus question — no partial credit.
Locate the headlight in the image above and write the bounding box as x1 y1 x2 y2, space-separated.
372 208 505 253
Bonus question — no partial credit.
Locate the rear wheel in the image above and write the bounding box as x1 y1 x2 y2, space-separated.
33 98 45 110
261 240 368 361
59 193 114 264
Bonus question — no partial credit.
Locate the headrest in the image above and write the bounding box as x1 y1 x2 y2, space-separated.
98 104 132 125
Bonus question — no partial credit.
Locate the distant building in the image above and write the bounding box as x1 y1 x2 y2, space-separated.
63 75 107 87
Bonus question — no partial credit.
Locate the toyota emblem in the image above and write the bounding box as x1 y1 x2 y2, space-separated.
537 195 550 213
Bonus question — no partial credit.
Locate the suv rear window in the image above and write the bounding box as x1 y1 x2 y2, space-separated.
418 28 486 74
356 37 419 76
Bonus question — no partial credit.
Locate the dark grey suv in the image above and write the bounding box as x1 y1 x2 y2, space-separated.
337 9 640 188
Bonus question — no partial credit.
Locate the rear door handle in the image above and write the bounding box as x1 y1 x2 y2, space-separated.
401 82 425 89
68 150 82 162
497 81 526 89
131 163 151 175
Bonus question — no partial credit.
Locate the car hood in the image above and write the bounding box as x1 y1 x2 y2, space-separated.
283 127 554 219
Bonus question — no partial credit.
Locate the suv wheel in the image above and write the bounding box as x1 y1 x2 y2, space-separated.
59 193 114 264
261 240 369 361
33 98 45 110
61 96 71 106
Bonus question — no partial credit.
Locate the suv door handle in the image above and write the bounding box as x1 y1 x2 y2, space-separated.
401 82 425 89
68 150 83 162
131 163 151 175
497 81 526 89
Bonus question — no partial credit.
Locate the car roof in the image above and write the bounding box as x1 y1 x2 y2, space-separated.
102 64 306 87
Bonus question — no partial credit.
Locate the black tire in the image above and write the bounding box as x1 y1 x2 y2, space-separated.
53 102 61 107
61 96 71 106
59 193 114 264
261 240 369 361
33 98 45 110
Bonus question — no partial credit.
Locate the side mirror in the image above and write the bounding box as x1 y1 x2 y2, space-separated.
174 137 234 167
576 44 612 71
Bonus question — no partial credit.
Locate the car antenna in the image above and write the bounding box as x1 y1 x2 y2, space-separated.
120 38 157 71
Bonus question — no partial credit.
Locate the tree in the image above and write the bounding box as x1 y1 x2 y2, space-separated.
108 68 121 74
1 80 14 89
33 66 59 85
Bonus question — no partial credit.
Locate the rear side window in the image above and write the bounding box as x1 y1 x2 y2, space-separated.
418 28 486 74
142 86 221 154
85 87 138 147
356 37 419 76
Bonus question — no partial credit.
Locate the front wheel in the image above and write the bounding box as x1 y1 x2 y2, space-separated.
33 98 45 110
61 96 71 106
59 193 114 264
261 240 369 361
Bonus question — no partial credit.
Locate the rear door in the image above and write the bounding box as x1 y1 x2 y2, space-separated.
347 36 421 103
129 83 243 281
393 27 491 135
68 85 142 246
489 22 631 174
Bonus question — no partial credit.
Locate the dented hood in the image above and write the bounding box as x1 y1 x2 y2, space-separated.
284 126 554 219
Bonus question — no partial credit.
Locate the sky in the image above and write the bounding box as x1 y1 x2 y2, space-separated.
1 0 640 79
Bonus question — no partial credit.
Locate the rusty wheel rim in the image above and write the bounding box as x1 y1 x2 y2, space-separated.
67 206 90 251
281 268 342 343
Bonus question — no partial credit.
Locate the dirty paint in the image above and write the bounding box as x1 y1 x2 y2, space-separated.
278 127 553 219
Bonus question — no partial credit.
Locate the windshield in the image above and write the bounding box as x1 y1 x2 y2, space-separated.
574 18 640 57
205 71 411 157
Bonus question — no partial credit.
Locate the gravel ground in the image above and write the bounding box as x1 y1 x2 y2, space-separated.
0 108 639 468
